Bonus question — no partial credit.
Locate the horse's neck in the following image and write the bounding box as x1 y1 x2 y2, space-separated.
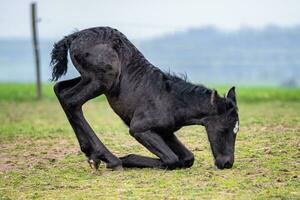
178 88 216 124
125 52 216 122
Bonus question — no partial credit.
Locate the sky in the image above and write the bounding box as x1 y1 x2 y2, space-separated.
1 0 300 40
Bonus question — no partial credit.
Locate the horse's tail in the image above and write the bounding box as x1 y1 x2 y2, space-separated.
50 34 76 81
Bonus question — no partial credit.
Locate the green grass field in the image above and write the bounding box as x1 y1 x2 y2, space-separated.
0 84 299 199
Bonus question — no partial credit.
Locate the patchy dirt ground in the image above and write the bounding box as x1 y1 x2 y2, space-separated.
0 138 79 172
0 96 299 199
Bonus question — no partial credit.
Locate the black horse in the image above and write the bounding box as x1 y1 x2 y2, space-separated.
51 27 239 171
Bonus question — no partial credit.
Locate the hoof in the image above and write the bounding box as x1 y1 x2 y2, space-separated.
87 159 101 170
106 161 123 171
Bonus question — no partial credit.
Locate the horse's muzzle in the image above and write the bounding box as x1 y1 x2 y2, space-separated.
215 155 234 169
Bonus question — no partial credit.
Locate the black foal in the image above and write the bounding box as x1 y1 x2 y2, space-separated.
51 27 239 171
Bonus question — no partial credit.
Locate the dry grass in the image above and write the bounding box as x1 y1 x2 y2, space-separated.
0 86 299 199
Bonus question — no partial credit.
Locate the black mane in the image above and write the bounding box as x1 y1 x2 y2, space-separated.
165 72 211 96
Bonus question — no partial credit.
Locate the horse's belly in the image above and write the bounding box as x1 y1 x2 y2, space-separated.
105 97 134 126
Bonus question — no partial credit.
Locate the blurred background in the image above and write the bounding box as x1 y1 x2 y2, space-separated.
1 2 300 198
0 0 300 87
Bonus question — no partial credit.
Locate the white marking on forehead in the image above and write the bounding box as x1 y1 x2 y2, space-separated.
233 121 239 134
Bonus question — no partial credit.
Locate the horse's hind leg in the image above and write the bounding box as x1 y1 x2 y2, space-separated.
54 41 122 170
54 77 98 167
54 77 122 170
53 77 87 150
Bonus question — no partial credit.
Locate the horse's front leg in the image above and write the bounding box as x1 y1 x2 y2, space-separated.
119 154 162 168
120 133 195 169
54 77 122 170
125 129 180 170
162 133 195 168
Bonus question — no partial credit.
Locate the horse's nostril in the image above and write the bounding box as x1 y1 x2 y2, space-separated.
215 156 233 169
223 161 232 169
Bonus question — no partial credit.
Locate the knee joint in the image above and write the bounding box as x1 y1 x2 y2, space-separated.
163 156 179 170
182 154 194 168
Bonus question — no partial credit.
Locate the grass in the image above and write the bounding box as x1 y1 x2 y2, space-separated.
0 83 300 103
0 84 299 199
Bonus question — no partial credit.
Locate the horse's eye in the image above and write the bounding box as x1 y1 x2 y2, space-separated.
233 121 239 134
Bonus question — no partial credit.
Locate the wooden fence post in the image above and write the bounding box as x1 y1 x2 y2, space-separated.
31 2 42 99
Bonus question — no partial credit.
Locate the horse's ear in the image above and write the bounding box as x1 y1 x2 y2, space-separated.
226 86 236 103
210 89 221 107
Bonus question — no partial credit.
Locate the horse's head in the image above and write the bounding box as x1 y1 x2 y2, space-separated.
204 87 239 169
